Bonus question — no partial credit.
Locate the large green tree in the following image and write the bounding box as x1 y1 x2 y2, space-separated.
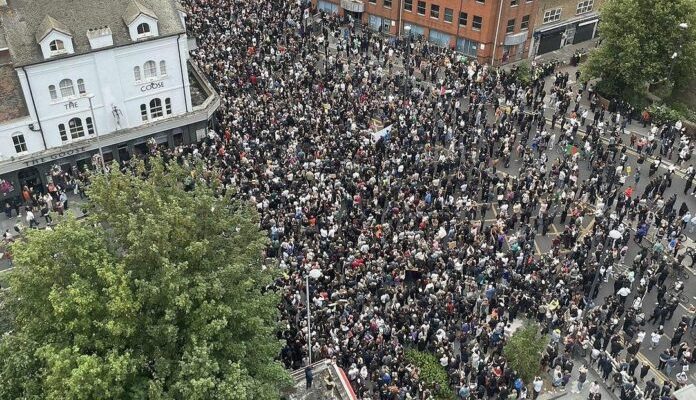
503 322 548 384
582 0 696 98
0 159 291 399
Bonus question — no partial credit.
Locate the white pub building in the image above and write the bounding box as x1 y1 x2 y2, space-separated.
0 0 219 198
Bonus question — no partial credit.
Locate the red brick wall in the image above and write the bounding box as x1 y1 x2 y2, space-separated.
314 0 539 64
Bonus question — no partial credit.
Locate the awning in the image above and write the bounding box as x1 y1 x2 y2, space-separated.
578 19 598 27
504 31 528 46
536 12 599 33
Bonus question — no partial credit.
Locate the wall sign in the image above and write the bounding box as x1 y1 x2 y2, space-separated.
22 146 88 167
141 81 164 92
64 101 79 110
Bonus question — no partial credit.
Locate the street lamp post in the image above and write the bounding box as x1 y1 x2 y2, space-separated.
305 268 322 365
87 96 107 172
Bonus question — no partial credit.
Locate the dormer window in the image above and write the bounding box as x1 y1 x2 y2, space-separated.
124 0 159 41
137 23 151 35
49 40 64 52
36 15 74 59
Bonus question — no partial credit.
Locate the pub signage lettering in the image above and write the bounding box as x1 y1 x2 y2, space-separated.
64 101 79 110
141 81 164 92
22 146 88 167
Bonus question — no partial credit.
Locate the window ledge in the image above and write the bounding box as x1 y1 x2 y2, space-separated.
52 93 90 104
135 76 165 85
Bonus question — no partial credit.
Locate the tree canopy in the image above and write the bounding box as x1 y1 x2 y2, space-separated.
0 159 291 399
582 0 696 98
503 322 548 384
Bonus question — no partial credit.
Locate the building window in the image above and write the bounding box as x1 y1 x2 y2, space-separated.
140 104 148 121
380 18 392 33
12 133 27 153
59 79 75 97
86 117 95 135
511 0 519 5
49 85 57 100
77 79 86 94
521 15 530 30
476 0 485 3
430 4 439 19
59 124 68 141
134 66 141 81
457 38 479 57
159 60 167 75
459 12 468 26
384 0 392 7
417 1 425 15
444 8 453 23
49 40 64 52
144 60 157 79
369 0 376 3
165 98 172 115
150 98 163 118
543 8 562 23
472 16 483 30
68 118 85 139
137 23 151 35
404 0 412 11
576 0 593 14
506 19 515 33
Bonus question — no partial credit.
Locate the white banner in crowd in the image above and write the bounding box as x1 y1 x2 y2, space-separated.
372 125 392 144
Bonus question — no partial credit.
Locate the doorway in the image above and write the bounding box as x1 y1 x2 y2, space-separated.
17 167 43 194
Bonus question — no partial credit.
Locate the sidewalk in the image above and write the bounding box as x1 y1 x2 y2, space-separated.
538 359 614 400
0 193 87 271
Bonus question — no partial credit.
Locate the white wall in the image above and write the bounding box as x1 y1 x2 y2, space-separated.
20 34 189 151
0 118 38 161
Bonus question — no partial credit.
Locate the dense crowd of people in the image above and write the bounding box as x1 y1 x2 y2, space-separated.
2 0 695 399
178 1 695 398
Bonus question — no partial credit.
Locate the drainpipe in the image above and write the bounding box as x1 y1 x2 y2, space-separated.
491 0 504 66
21 67 48 150
397 0 403 36
455 0 463 50
176 34 189 113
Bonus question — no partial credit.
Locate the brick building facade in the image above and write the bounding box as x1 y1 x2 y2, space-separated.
314 0 540 65
528 0 603 57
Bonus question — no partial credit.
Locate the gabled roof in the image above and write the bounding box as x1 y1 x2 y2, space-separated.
122 0 158 25
35 15 71 43
0 0 184 66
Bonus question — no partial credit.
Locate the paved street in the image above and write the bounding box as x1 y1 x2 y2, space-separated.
1 18 693 400
313 23 696 396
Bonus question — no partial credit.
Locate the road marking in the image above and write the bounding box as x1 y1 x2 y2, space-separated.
636 352 667 383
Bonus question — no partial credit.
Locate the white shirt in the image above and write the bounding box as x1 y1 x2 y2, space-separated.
533 379 543 392
651 332 661 343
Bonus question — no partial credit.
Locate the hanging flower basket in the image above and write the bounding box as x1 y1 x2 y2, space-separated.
147 138 158 154
0 179 14 195
51 164 63 176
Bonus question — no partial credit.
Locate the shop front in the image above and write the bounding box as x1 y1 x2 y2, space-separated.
0 122 206 204
532 14 599 56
